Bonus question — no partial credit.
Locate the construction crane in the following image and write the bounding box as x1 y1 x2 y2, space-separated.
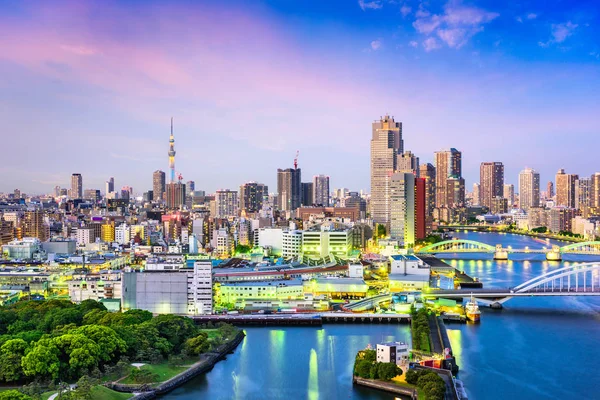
294 150 299 169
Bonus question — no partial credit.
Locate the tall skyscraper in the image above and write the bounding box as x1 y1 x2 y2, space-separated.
301 182 314 207
556 169 578 208
518 168 540 211
313 175 330 206
71 173 83 199
472 183 480 206
153 170 166 202
370 115 403 224
105 177 114 196
434 149 461 208
23 210 48 242
389 172 415 246
277 168 301 212
503 184 515 206
419 163 436 216
445 177 465 208
415 177 426 240
186 181 195 193
168 117 176 183
239 182 268 213
215 190 239 218
54 186 61 198
575 177 591 210
479 162 504 209
397 151 419 176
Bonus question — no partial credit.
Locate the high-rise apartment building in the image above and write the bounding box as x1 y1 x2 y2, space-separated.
434 149 461 208
503 184 515 206
575 177 592 210
556 169 578 208
370 115 403 224
166 182 186 209
239 182 268 214
592 173 600 208
277 168 301 212
71 173 83 199
419 163 436 216
389 172 415 246
472 183 480 206
445 177 465 208
397 151 419 176
313 175 330 207
547 181 554 199
186 181 195 194
22 210 48 242
518 168 540 211
153 170 166 202
215 190 239 218
415 178 426 240
479 162 504 209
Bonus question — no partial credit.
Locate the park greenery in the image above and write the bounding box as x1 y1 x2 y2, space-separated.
410 306 431 353
353 349 403 381
405 369 446 400
0 299 239 399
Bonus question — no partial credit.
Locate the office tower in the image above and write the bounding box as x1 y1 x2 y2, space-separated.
277 168 301 212
503 184 515 206
105 177 114 195
215 190 239 218
166 182 186 209
519 168 540 211
71 173 83 199
168 117 176 183
54 186 61 198
239 182 268 213
479 162 504 209
547 181 554 198
397 151 419 176
472 183 480 206
345 192 367 219
415 177 426 240
301 182 314 207
143 191 154 203
592 173 600 208
434 149 461 208
22 210 48 242
575 177 592 210
556 169 578 208
389 172 415 246
419 163 436 216
153 170 166 202
491 197 508 214
186 181 195 193
313 175 330 206
445 177 465 208
84 189 101 202
370 115 403 224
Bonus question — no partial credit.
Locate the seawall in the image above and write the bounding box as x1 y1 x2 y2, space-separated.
106 330 245 399
352 376 416 399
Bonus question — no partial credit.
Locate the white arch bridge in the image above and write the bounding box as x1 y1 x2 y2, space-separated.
417 239 600 261
422 262 600 307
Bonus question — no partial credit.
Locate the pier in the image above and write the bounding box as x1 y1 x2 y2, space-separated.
191 312 410 326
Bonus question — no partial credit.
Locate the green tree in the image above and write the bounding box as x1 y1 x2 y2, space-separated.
70 375 96 400
353 360 372 378
150 314 197 352
72 325 127 362
377 362 402 381
0 390 32 400
0 338 28 382
361 349 376 363
405 369 419 385
184 332 210 356
129 367 158 384
21 338 60 380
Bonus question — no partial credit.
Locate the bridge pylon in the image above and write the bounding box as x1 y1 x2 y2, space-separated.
493 244 508 260
546 245 562 261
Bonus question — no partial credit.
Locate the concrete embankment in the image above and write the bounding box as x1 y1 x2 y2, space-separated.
106 331 245 399
352 377 416 399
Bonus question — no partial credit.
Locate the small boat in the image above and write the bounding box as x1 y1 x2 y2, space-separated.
465 295 481 322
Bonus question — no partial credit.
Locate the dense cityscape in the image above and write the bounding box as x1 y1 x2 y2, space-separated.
2 1 600 400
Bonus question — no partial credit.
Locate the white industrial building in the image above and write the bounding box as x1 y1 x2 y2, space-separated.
376 341 409 365
219 279 304 304
388 254 431 291
2 238 43 260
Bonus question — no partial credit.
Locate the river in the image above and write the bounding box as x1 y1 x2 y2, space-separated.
162 232 600 400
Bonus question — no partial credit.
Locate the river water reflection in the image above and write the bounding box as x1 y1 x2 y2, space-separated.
162 232 600 400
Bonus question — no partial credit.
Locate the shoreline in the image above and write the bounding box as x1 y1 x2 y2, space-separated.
106 330 245 399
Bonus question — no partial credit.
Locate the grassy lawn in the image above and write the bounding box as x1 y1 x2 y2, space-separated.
200 328 223 340
90 385 133 400
41 391 55 400
120 363 187 384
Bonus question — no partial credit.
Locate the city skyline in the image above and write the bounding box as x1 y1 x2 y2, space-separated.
1 0 600 194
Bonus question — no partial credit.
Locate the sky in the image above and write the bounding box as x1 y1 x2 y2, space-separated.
0 0 599 195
